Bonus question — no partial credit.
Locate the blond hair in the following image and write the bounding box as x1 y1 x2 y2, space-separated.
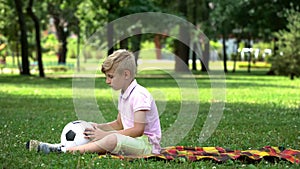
101 49 136 78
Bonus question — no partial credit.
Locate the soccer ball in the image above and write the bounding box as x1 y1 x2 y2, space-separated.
60 120 93 148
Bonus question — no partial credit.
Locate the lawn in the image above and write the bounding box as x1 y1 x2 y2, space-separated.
0 69 299 168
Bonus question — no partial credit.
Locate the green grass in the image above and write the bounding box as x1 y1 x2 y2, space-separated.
0 69 299 168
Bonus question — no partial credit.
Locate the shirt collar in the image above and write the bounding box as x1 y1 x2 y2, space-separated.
120 79 137 100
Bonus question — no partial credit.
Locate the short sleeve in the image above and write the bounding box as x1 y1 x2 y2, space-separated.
131 88 152 112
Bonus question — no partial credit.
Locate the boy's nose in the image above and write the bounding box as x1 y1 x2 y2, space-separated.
106 77 111 84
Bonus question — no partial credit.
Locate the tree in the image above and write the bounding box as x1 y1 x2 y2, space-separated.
47 0 81 64
76 0 107 41
271 9 300 80
121 0 157 64
174 0 190 72
0 0 19 69
81 0 156 60
75 0 108 68
235 0 300 75
148 0 190 72
208 0 300 73
26 0 45 77
14 0 30 75
154 0 210 72
105 0 119 55
233 0 300 41
151 0 177 60
189 0 210 72
208 0 240 73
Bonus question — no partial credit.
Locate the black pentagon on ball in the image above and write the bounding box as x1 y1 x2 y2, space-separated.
66 130 76 141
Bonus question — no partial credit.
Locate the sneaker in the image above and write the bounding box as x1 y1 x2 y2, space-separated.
26 140 62 154
26 140 41 152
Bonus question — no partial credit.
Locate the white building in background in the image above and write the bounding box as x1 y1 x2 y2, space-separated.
219 38 272 61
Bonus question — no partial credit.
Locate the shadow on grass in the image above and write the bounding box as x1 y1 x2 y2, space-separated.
0 77 299 168
1 93 298 149
1 71 298 91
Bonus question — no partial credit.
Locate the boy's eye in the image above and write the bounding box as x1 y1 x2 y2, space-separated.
108 75 114 79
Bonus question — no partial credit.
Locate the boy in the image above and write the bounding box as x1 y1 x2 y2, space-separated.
27 49 162 155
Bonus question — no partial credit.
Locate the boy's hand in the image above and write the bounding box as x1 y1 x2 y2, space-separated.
90 123 99 129
84 126 107 141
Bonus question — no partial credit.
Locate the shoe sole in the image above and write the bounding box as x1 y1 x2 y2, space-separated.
26 140 40 152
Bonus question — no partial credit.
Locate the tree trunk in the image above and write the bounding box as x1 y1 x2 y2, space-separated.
14 0 30 75
201 41 209 71
27 0 45 77
175 0 189 72
267 37 278 75
192 42 197 70
107 2 116 56
60 37 68 64
154 35 162 60
52 16 68 64
175 38 189 72
16 41 21 73
232 39 240 73
107 23 114 55
247 52 251 73
191 0 197 71
131 27 142 66
76 24 80 72
232 55 237 73
222 33 228 73
290 73 294 80
120 37 129 50
246 38 251 73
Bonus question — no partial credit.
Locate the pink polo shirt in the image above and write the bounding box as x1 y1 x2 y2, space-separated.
118 79 161 154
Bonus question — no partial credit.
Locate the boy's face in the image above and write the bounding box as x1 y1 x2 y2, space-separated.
105 68 125 91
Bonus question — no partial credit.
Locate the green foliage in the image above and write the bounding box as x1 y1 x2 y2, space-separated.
210 40 222 50
252 42 273 51
42 34 59 55
209 0 300 40
75 0 108 39
0 72 299 168
67 36 78 59
271 9 300 79
0 0 18 42
252 42 273 61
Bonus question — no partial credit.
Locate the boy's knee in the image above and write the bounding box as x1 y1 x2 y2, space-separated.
105 134 118 144
99 133 118 151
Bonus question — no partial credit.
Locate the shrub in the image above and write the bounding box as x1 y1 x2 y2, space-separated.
271 9 300 80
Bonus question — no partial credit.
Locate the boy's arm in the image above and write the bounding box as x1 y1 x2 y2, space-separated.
117 110 146 137
84 111 146 140
95 113 123 131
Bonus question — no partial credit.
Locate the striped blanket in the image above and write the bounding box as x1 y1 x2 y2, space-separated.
99 146 300 164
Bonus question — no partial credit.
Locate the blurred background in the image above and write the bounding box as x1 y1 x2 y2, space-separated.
0 0 299 79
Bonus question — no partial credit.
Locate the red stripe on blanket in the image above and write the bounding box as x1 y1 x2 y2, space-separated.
98 146 300 164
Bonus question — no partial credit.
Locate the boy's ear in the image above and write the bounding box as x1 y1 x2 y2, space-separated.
124 70 131 79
